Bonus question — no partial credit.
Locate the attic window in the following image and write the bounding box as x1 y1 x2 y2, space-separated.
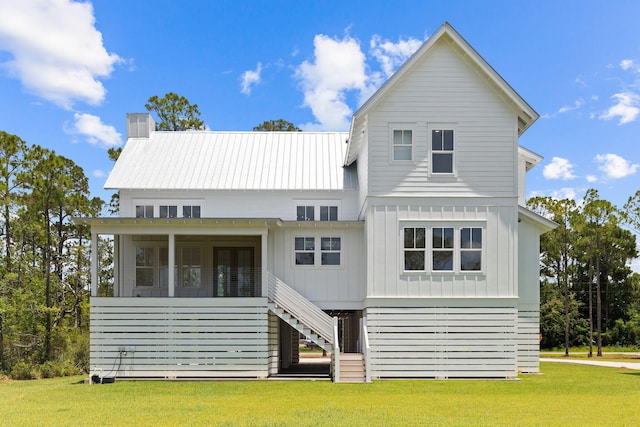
159 205 177 218
183 206 201 218
392 129 413 161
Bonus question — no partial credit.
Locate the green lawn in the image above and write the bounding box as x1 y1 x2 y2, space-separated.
1 363 639 426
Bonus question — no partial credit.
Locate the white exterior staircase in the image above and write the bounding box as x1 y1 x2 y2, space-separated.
338 353 366 383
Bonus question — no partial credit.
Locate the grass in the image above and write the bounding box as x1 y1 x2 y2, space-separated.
1 363 640 426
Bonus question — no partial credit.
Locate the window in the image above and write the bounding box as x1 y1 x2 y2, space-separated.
320 206 338 221
403 227 426 271
295 237 315 265
297 206 315 221
393 129 413 161
181 247 201 287
159 247 168 287
460 227 482 271
321 237 341 265
159 205 177 218
432 227 454 271
135 247 155 286
183 205 201 218
135 205 154 218
432 130 454 173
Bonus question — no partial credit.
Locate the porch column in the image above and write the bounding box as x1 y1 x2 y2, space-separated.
168 233 175 297
90 232 98 297
261 230 268 297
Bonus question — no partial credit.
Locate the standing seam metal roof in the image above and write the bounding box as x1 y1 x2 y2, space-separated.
104 131 356 191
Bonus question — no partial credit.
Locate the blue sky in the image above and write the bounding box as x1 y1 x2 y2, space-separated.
0 0 639 213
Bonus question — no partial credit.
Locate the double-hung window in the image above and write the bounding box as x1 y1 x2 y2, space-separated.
432 227 454 271
135 247 155 286
402 224 483 273
392 129 413 161
460 227 482 271
181 247 201 287
432 129 454 173
321 237 341 265
295 237 315 265
404 227 426 271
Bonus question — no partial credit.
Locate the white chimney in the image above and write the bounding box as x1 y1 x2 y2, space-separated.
126 113 156 139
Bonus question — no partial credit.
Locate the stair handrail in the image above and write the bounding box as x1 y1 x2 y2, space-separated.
267 272 334 343
361 316 371 383
333 316 340 383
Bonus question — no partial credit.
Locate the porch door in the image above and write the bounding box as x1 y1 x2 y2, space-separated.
213 247 254 297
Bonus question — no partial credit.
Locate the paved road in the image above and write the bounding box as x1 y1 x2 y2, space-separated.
540 358 640 370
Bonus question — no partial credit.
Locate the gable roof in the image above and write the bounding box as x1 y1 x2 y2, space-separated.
345 22 539 165
105 131 356 191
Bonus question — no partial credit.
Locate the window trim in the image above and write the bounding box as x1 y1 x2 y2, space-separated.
293 234 343 268
134 245 169 288
400 222 484 274
428 124 457 176
390 126 415 163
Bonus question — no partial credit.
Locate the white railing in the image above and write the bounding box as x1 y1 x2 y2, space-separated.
266 272 334 344
333 316 340 383
361 316 371 383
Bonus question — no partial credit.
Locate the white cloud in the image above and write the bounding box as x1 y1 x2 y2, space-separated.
240 62 262 95
599 92 640 124
0 0 121 109
69 113 122 148
550 187 577 201
557 98 585 114
619 59 640 73
370 35 423 78
543 157 577 180
594 153 639 179
295 34 368 131
93 169 106 178
295 33 424 131
586 175 598 183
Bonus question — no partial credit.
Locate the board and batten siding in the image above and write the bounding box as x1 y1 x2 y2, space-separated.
517 218 544 372
366 299 518 378
268 227 366 309
366 200 518 298
365 38 518 198
90 298 269 378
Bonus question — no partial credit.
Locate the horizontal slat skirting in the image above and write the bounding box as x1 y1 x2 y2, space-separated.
367 305 518 378
90 298 269 378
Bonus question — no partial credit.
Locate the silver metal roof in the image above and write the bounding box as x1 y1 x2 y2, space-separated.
105 131 357 191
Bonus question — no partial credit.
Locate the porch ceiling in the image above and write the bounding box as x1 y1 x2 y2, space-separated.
73 217 279 235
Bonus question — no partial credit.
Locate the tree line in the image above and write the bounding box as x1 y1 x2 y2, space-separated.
0 131 103 378
530 189 640 356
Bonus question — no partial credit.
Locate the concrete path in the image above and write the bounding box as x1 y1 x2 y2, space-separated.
540 358 640 370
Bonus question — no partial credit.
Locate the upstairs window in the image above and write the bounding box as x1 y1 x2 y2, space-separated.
432 130 454 173
183 205 201 218
320 206 338 221
403 227 426 271
136 205 154 218
297 206 315 221
460 227 482 271
392 129 413 161
159 205 177 218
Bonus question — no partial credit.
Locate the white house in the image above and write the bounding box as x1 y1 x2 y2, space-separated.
80 23 556 382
